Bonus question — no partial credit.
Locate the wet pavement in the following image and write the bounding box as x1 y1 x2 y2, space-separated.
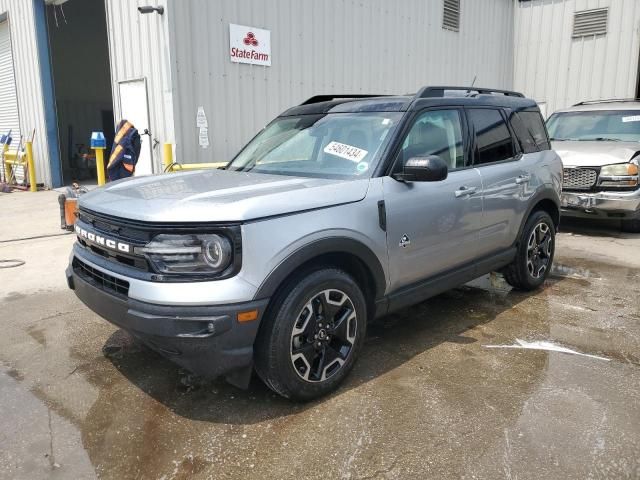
1 194 639 479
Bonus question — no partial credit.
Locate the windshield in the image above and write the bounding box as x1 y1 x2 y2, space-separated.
546 110 640 142
226 112 402 179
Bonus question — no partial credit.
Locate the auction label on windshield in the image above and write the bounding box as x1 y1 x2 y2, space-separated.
622 115 640 122
324 141 368 162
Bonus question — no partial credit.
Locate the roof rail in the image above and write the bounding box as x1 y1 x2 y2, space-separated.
300 94 388 105
416 86 525 99
572 98 640 106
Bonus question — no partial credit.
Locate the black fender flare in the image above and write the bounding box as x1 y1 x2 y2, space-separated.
253 237 387 301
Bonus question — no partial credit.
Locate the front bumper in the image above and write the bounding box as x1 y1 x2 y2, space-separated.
66 260 269 387
561 189 640 219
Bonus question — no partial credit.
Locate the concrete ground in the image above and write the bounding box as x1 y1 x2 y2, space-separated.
0 190 639 480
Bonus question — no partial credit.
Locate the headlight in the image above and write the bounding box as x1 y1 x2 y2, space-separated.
599 162 639 188
136 234 233 275
600 163 638 176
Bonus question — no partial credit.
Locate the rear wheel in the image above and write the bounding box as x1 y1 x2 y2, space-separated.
503 210 556 291
254 268 366 401
621 218 640 233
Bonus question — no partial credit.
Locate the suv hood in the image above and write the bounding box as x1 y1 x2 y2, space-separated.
551 140 640 167
79 170 370 223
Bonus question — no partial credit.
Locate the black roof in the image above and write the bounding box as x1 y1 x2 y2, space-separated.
281 86 538 116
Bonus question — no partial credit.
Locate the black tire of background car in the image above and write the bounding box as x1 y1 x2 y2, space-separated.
254 268 367 401
502 210 556 291
621 218 640 233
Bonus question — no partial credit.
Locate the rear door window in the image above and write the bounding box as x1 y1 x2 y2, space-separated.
467 109 516 165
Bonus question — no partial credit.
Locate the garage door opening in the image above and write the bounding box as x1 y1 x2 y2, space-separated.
46 0 114 185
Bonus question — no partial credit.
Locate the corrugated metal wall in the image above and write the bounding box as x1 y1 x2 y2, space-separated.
0 0 52 186
514 0 640 117
168 0 515 165
0 19 21 143
104 0 175 172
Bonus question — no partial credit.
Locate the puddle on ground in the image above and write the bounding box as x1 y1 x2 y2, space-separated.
0 253 639 479
551 263 601 280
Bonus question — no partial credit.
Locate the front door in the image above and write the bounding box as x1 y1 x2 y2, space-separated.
383 108 483 292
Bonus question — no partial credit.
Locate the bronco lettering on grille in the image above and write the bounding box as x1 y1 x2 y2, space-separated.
75 224 131 253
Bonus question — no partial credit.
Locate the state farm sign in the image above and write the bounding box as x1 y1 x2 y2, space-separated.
229 24 271 66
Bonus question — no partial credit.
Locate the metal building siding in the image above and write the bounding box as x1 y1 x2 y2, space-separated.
0 19 20 141
104 0 175 172
0 0 53 186
168 0 515 165
514 0 640 117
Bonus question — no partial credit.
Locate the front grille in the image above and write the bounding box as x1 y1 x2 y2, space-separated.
78 209 154 242
77 239 149 271
563 168 598 190
73 257 130 297
76 208 149 271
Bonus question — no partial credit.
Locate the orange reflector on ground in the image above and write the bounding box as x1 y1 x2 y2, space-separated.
237 310 258 322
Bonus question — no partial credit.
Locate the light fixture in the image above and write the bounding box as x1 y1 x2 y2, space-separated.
138 5 164 15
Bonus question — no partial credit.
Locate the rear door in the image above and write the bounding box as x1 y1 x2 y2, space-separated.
466 108 528 255
383 108 483 292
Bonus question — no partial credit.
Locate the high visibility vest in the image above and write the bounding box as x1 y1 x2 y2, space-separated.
107 119 141 181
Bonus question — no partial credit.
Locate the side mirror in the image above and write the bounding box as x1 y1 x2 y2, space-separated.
394 155 448 182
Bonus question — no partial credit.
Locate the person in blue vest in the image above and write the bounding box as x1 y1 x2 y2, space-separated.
107 119 141 181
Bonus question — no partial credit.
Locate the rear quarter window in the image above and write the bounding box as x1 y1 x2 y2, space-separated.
509 112 537 154
518 110 550 151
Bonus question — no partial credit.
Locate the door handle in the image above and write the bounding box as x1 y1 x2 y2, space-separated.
454 186 477 198
516 174 531 184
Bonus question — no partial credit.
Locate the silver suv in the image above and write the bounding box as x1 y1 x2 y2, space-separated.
547 100 640 232
66 87 562 401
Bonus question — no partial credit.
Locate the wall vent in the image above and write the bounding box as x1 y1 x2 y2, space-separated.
443 0 460 32
572 8 608 38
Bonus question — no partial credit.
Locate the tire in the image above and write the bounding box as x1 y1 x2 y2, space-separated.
503 210 556 291
254 268 367 401
621 218 640 233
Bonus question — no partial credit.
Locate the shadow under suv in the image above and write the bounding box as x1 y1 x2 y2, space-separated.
67 86 562 401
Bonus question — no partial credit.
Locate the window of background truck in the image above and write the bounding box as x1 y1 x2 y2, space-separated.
546 110 640 142
468 109 515 164
227 112 402 179
399 109 466 170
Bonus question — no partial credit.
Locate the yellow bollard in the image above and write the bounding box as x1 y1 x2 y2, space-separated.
25 141 37 192
2 143 9 181
94 147 106 186
163 143 173 172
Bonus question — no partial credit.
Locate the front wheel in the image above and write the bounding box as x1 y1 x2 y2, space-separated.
254 268 367 401
503 210 556 291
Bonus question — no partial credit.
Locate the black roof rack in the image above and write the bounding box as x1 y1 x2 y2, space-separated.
301 94 388 105
416 86 525 99
572 98 640 106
